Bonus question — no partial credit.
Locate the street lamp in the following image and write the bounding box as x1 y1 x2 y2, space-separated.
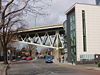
35 14 38 27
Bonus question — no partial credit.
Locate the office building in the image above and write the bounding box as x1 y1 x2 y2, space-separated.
96 0 100 5
65 3 100 64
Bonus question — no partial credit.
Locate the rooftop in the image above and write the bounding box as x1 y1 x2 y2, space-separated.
65 3 100 14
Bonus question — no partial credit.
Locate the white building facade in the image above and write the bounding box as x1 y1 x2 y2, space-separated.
65 3 100 63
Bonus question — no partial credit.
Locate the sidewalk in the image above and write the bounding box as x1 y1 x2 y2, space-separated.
0 62 8 75
54 61 100 71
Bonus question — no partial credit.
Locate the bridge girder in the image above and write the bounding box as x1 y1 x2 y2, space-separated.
15 31 64 49
15 24 65 49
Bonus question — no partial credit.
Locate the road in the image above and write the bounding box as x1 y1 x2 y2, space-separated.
7 59 99 75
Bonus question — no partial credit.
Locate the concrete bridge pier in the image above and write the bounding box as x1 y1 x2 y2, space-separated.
53 31 61 63
52 50 60 63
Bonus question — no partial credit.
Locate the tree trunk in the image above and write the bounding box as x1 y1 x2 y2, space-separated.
3 46 8 64
30 50 32 56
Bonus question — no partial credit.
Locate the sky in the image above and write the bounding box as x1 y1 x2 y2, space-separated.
26 0 95 27
16 0 96 51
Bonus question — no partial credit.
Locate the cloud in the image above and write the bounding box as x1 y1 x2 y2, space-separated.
26 0 95 27
23 0 96 51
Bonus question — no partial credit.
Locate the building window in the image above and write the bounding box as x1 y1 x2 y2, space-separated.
69 11 76 62
96 0 100 5
82 10 87 52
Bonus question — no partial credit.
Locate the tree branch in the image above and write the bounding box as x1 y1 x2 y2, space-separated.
3 0 14 14
4 0 30 18
6 20 22 43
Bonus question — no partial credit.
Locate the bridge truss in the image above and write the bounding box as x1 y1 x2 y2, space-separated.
15 24 65 50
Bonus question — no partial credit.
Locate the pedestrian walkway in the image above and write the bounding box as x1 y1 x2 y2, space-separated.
54 61 100 71
0 62 8 75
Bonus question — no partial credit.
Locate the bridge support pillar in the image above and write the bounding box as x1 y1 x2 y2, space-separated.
53 31 61 62
54 49 60 61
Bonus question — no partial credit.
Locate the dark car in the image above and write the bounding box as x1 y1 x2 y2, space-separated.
21 57 26 60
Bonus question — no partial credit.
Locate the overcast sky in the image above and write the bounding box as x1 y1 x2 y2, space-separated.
16 0 96 51
29 0 96 51
26 0 95 27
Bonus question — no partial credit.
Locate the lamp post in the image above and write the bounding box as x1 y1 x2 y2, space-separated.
35 14 38 27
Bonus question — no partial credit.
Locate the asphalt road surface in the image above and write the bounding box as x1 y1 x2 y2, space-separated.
7 59 98 75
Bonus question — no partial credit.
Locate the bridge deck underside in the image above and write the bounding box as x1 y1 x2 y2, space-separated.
19 27 64 37
16 26 65 49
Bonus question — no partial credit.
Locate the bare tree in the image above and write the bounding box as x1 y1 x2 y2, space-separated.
0 0 51 64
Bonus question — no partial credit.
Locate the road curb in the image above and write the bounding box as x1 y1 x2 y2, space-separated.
0 64 8 75
5 64 10 75
86 67 100 71
4 64 9 75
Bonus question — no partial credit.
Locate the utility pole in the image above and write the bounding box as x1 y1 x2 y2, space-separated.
35 14 37 27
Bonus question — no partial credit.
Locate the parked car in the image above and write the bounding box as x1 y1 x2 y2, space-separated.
26 56 32 60
16 56 21 61
21 56 26 60
45 55 53 63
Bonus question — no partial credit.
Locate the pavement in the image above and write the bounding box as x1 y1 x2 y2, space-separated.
1 59 100 75
8 59 99 75
54 61 100 71
0 62 8 75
